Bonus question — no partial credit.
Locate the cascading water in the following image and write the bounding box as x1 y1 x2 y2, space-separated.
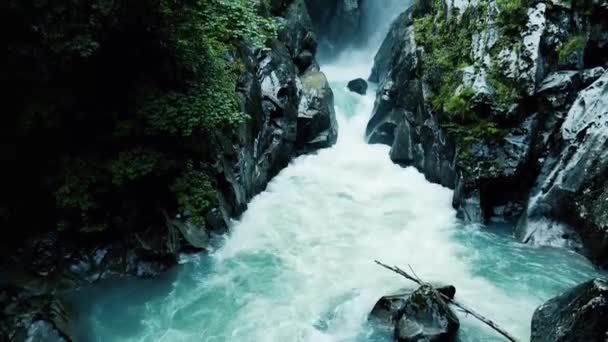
71 2 604 341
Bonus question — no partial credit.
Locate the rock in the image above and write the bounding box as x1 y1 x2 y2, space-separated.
278 0 317 67
396 286 459 341
370 285 460 342
294 50 315 72
0 286 73 342
329 0 362 43
365 0 608 266
368 9 413 83
296 70 338 153
366 8 456 189
518 71 608 262
347 78 368 95
304 0 362 51
437 285 457 300
530 279 608 342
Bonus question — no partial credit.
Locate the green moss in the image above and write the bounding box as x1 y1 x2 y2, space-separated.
557 35 586 64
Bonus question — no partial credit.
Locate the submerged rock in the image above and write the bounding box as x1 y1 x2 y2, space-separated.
347 78 368 95
370 285 459 342
531 279 608 342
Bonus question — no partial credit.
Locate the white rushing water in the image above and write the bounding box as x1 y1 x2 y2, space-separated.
72 2 604 341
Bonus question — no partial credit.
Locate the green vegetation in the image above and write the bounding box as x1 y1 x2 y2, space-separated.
413 0 501 143
496 0 530 37
3 0 277 241
557 35 586 64
171 162 218 226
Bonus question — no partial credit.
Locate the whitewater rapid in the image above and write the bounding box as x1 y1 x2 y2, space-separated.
73 49 602 342
72 3 604 341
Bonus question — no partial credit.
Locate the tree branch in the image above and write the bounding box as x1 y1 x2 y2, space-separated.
374 260 520 342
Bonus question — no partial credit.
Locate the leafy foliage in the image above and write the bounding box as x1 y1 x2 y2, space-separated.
3 0 275 240
496 0 530 37
110 148 165 186
171 162 217 226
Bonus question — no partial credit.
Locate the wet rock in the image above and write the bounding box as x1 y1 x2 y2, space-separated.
305 0 362 47
366 0 608 266
278 0 317 67
330 0 362 42
368 9 413 83
0 286 72 342
370 285 460 342
366 8 456 189
347 78 368 95
294 50 315 72
395 285 459 341
517 71 608 262
296 70 338 153
531 279 608 342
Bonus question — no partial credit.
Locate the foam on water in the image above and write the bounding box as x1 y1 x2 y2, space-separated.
71 3 604 341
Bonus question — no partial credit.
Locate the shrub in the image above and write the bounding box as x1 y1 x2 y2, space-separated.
171 162 217 226
496 0 529 37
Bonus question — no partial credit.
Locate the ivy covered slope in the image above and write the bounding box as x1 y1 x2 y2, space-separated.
2 0 335 311
366 0 608 266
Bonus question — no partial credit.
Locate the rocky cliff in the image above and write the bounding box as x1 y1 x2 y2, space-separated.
367 0 608 267
1 0 337 340
303 0 364 54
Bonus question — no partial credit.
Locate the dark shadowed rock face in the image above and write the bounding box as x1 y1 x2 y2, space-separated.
0 286 72 342
347 78 368 95
531 279 608 342
304 0 363 52
370 285 459 342
1 2 338 339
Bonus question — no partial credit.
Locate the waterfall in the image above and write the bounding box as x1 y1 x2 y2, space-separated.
70 2 603 341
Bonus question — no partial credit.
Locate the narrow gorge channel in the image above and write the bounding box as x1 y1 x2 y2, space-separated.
70 6 604 341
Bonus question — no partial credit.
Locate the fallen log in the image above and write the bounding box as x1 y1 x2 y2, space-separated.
375 260 520 342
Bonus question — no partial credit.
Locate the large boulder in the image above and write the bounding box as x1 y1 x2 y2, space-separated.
296 70 338 153
347 78 368 95
531 279 608 342
370 285 460 342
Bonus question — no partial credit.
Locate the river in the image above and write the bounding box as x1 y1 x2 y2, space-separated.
71 2 604 341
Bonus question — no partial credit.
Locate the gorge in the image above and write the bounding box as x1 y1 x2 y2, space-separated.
2 0 607 341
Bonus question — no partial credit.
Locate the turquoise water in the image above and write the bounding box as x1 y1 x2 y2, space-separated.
70 74 603 342
70 4 605 339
